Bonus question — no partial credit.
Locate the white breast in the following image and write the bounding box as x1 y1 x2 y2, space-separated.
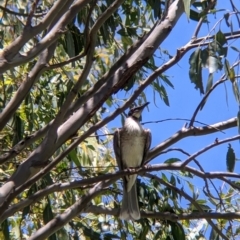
121 117 146 167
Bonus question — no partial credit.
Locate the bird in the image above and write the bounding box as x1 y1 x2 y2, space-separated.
113 102 152 220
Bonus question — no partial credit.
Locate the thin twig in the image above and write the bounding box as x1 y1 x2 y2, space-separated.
143 118 226 133
229 0 240 27
145 172 228 240
26 0 40 27
181 135 240 167
191 0 217 40
0 5 45 18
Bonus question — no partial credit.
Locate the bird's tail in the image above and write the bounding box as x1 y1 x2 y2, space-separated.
120 181 140 220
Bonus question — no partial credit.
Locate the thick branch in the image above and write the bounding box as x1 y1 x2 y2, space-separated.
0 0 90 73
28 179 115 240
0 0 74 65
148 118 237 161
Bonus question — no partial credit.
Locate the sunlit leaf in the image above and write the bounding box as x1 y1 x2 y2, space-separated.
224 59 235 83
182 0 191 19
205 73 213 93
162 173 168 183
187 181 194 193
232 81 240 103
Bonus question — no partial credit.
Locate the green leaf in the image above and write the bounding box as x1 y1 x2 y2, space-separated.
182 0 191 19
170 175 176 186
78 221 101 238
195 203 211 212
216 30 227 46
68 24 83 55
189 9 201 21
152 82 170 106
162 173 168 183
226 144 235 172
187 181 194 193
232 81 240 103
205 73 213 93
103 233 120 239
209 227 220 240
153 0 161 19
164 158 181 164
237 109 240 135
1 220 10 240
22 205 30 219
43 201 54 224
69 149 80 167
160 74 174 89
171 222 186 240
159 85 170 106
65 31 75 58
189 48 204 94
224 59 235 83
153 230 163 240
224 13 230 27
231 46 240 53
217 46 228 58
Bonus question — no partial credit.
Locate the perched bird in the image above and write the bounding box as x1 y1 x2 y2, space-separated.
113 102 152 220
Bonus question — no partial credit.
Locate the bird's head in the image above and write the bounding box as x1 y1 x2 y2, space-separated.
128 102 150 119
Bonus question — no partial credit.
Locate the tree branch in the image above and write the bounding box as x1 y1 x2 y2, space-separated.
145 173 228 240
28 178 115 240
181 135 240 167
2 129 240 218
87 205 240 220
148 118 237 161
0 0 74 66
189 59 240 127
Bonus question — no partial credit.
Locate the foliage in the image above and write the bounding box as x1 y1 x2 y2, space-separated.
0 0 240 239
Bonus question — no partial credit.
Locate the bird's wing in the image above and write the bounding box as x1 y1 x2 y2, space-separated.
141 129 152 165
113 128 123 170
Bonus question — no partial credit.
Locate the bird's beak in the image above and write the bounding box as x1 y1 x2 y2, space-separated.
139 102 150 110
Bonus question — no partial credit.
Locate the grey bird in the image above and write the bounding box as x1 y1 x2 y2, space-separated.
113 102 152 220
